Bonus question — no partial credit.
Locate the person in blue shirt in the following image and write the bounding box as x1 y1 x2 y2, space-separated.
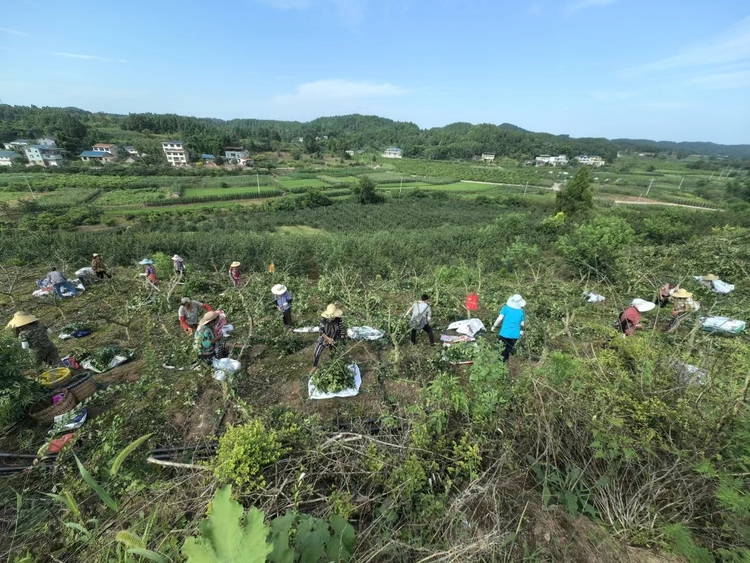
491 294 526 362
272 284 293 328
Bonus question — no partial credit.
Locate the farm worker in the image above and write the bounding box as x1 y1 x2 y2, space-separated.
619 298 655 336
6 312 59 366
269 262 276 274
656 283 678 309
405 294 435 346
229 262 242 288
91 254 111 279
272 284 293 327
46 268 78 298
139 258 157 285
178 297 214 335
311 304 346 373
700 274 719 291
667 288 700 334
172 254 186 277
491 294 526 362
194 310 221 362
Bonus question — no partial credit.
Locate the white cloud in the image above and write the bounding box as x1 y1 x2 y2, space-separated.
626 16 750 74
52 52 128 63
687 69 750 90
0 27 32 38
565 0 616 14
272 79 408 103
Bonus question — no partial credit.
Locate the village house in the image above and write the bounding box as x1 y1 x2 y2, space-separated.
0 150 22 167
224 146 249 162
92 143 118 157
3 139 33 151
79 150 116 163
383 147 403 158
161 140 190 166
481 153 495 163
575 155 605 167
123 146 139 156
535 154 569 167
37 136 57 147
24 145 65 167
344 150 355 157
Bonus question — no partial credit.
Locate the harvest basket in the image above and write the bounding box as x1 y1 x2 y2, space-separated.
29 390 77 425
66 374 97 402
38 367 73 389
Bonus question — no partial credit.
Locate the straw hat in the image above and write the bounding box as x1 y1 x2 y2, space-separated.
271 284 287 296
92 253 100 257
630 298 656 313
672 288 693 299
6 311 39 329
506 294 526 309
703 274 719 281
172 254 183 261
321 303 343 319
197 311 219 327
230 261 241 268
139 258 153 265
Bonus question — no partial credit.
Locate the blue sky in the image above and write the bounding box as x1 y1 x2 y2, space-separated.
1 0 749 144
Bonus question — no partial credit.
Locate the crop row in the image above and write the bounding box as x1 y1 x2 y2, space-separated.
144 188 282 206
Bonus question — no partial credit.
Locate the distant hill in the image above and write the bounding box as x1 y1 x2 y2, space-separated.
1 104 748 161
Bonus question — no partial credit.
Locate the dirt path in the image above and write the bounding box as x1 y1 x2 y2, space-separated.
611 199 718 210
459 180 557 190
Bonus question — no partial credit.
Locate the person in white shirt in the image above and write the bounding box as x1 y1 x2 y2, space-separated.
405 294 435 346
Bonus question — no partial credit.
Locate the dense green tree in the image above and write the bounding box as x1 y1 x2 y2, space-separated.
353 176 382 205
556 167 593 217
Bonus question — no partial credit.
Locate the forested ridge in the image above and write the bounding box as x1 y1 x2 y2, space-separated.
2 104 749 161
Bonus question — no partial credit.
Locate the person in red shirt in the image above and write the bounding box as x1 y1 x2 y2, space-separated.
178 297 214 335
619 298 655 336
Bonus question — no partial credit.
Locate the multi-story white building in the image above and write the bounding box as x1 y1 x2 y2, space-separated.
575 155 606 167
224 146 249 162
161 140 189 166
535 154 569 167
382 147 403 158
92 143 118 156
24 145 65 167
0 150 23 167
37 136 57 147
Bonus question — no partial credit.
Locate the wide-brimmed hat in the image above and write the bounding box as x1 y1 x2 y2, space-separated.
506 294 526 309
672 288 693 299
6 311 39 329
271 284 287 296
181 297 192 304
230 261 241 268
321 303 343 319
92 253 100 257
630 298 656 313
198 311 219 326
172 254 183 261
703 274 719 281
138 258 153 265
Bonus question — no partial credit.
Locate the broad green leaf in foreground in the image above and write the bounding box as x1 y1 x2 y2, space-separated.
182 485 272 563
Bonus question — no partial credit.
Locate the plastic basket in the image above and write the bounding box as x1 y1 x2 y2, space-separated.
29 390 78 425
66 374 97 402
38 367 72 389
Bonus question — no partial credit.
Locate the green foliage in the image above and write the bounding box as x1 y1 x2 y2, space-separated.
183 486 355 563
214 420 284 492
556 167 593 217
352 175 382 204
182 485 272 563
310 360 355 393
0 332 43 427
557 214 635 275
110 433 153 476
74 454 119 512
662 523 713 563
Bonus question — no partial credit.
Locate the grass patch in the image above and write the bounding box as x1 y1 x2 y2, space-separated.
276 225 327 235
